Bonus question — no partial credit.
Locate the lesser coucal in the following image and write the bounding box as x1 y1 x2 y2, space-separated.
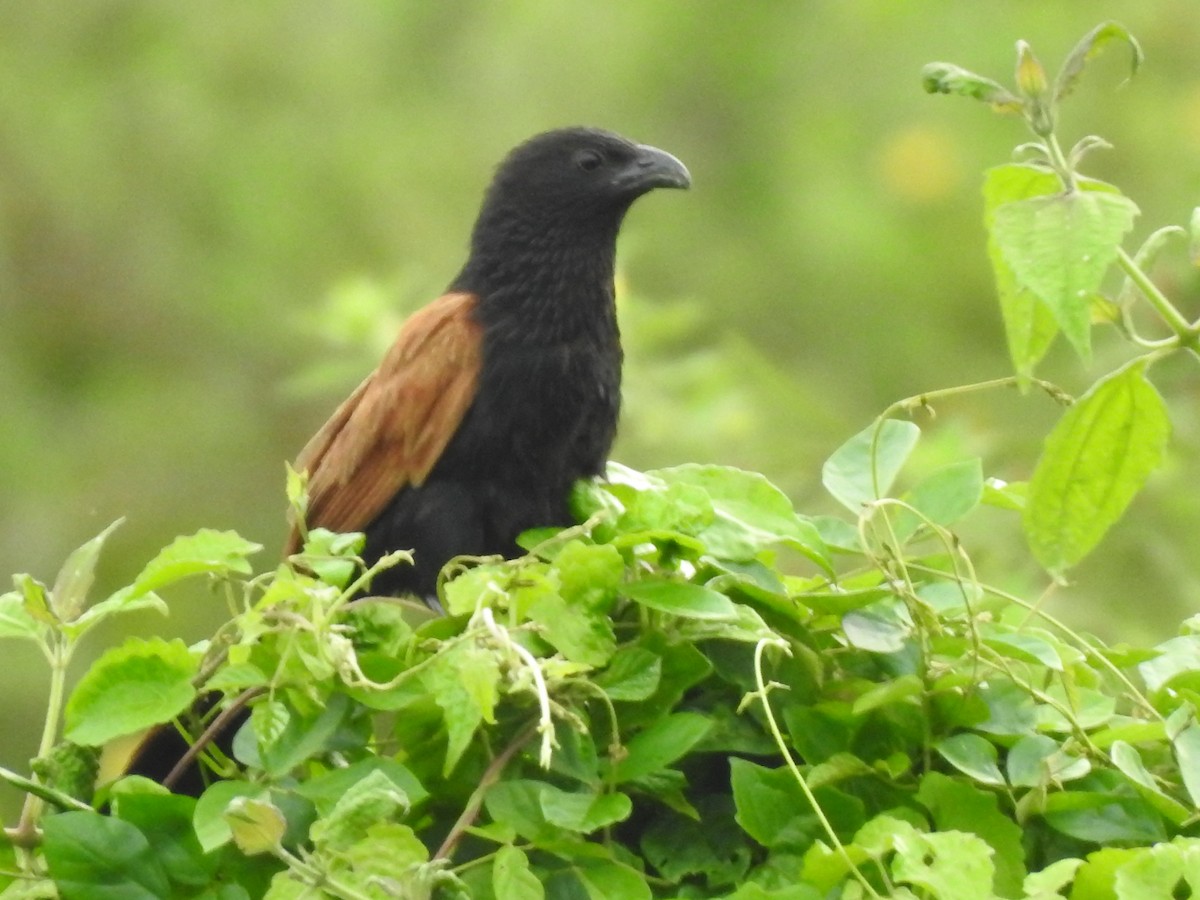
125 127 688 792
286 126 690 598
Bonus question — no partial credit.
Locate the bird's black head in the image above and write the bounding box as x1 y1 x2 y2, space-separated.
469 127 690 246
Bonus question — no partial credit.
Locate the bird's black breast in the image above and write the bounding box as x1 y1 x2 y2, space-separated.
362 312 621 597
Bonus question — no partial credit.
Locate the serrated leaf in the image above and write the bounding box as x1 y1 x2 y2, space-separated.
984 164 1064 378
891 827 996 900
595 646 661 701
1054 21 1143 105
309 769 409 851
1024 857 1084 898
423 641 500 774
1024 360 1169 575
916 772 1023 897
823 419 921 512
527 591 616 667
131 529 262 598
992 189 1138 360
64 637 198 746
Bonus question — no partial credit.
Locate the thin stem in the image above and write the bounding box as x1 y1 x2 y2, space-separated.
749 639 882 898
13 634 75 850
1043 134 1077 191
1116 247 1197 346
434 722 537 862
162 686 267 790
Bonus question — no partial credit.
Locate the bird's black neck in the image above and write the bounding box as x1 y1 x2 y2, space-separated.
451 211 623 346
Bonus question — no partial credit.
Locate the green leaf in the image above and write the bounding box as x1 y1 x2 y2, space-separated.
1023 857 1084 898
823 418 921 512
983 631 1065 671
641 800 751 887
991 188 1139 360
1042 788 1165 844
422 641 500 774
552 540 624 611
63 637 198 746
1170 720 1200 809
934 733 1005 786
42 811 171 900
1113 842 1196 900
50 519 123 623
594 646 661 701
296 757 428 815
652 464 830 566
1139 636 1200 695
852 673 923 715
193 782 269 852
527 591 616 667
224 796 286 855
983 164 1063 379
16 573 55 626
1024 360 1170 575
539 784 631 832
917 773 1025 896
494 846 544 900
1110 741 1191 825
893 458 984 542
0 590 43 642
1007 734 1090 788
309 769 409 851
1054 21 1144 104
891 828 996 900
485 780 555 842
109 793 217 891
571 856 653 900
731 758 811 850
842 602 911 653
612 712 713 783
131 529 262 598
920 62 1023 113
623 579 737 620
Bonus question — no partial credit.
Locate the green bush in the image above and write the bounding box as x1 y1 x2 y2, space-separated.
5 23 1200 899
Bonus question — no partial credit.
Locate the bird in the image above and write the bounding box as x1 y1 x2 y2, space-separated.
285 126 690 600
122 127 688 793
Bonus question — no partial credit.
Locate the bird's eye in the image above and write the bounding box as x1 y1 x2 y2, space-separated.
574 149 604 172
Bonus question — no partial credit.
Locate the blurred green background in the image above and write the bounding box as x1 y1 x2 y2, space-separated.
3 1 1199 815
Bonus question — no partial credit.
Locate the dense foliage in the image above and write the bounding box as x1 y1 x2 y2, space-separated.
5 20 1200 900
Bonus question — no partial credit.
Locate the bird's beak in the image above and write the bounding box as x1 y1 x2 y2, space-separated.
616 144 692 193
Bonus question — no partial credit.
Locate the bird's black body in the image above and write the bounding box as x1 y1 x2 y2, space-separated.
126 127 688 794
360 128 688 596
